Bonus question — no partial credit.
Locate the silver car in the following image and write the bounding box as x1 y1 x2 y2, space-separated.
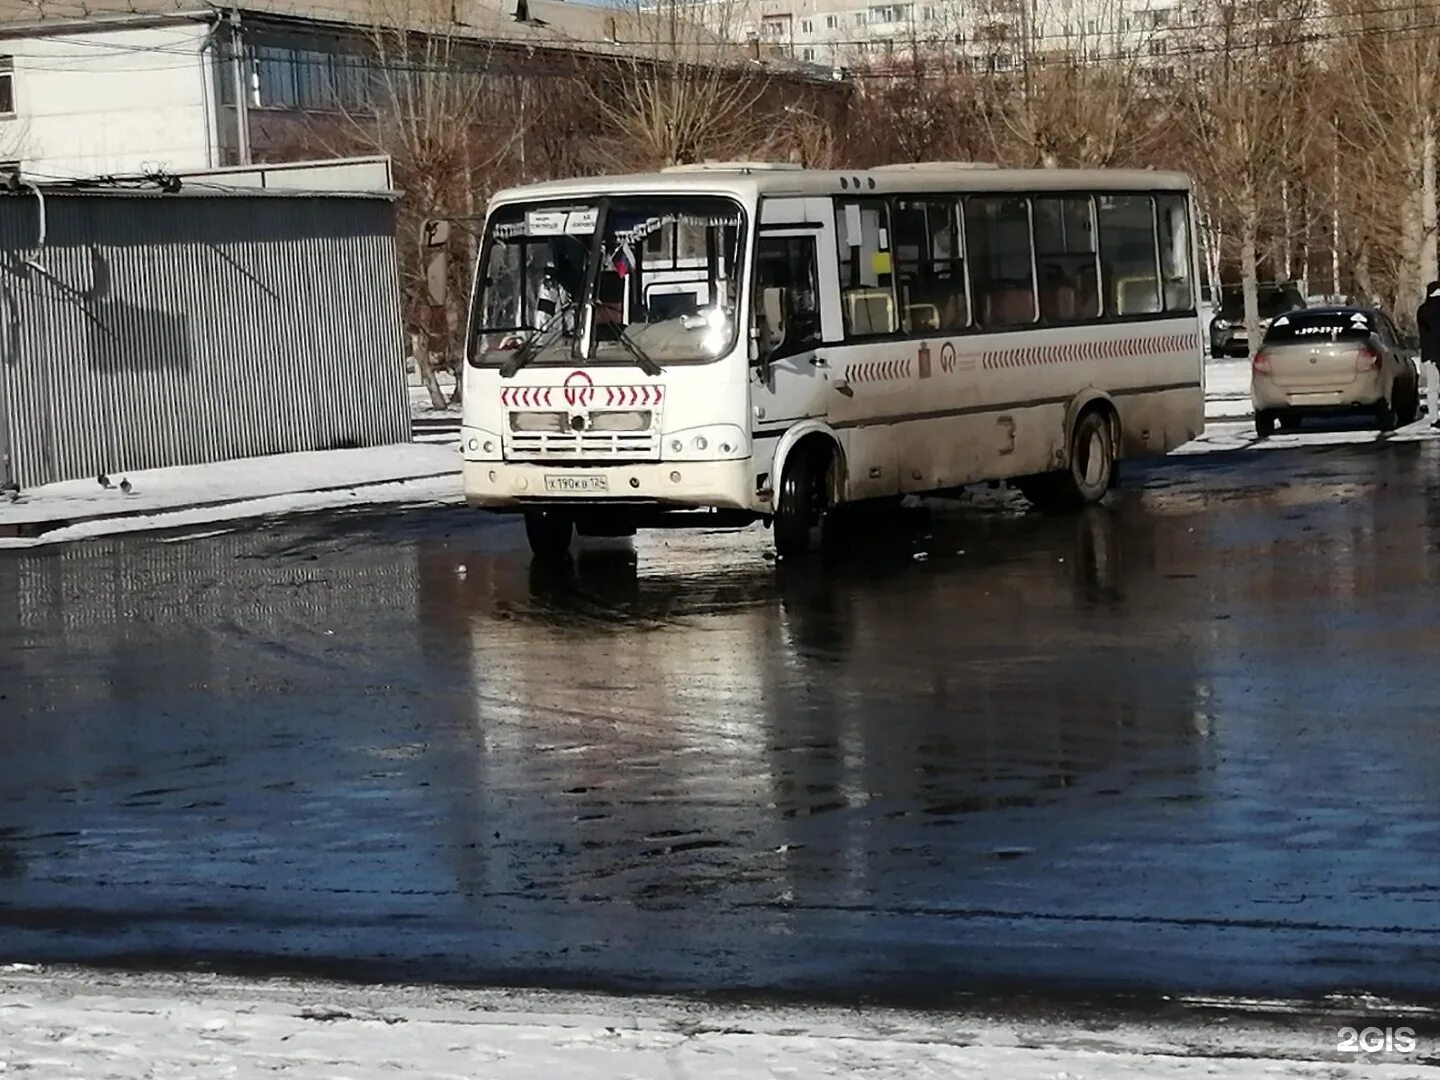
1252 306 1421 437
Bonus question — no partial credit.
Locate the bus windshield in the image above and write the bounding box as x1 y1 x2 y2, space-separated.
470 196 746 367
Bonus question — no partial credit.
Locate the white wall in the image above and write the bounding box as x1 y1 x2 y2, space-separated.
0 20 218 180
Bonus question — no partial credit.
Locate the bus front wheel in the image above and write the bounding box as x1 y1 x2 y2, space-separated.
524 510 574 561
774 445 831 559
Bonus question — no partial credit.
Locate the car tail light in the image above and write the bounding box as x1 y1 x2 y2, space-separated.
1252 350 1271 375
1355 346 1380 372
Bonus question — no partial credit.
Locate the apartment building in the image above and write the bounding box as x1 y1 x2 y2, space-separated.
695 0 1185 71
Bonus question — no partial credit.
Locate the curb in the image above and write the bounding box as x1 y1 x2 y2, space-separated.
0 470 460 539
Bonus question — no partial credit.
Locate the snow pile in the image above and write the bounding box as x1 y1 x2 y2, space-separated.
1204 359 1253 420
0 970 1433 1080
0 443 463 547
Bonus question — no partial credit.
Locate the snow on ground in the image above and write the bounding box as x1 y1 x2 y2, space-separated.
1177 416 1440 456
0 968 1434 1080
410 368 461 419
1205 358 1253 420
0 443 462 548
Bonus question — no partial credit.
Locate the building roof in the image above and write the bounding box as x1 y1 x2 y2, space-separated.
0 0 813 71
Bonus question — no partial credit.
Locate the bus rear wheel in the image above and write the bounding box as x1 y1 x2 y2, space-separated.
524 510 574 561
1019 409 1116 513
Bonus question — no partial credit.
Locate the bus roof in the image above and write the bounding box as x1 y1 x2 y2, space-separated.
488 164 1194 208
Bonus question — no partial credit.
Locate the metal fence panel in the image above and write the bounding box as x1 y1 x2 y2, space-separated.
0 191 410 489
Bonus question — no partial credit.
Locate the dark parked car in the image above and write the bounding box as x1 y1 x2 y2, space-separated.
1210 283 1308 358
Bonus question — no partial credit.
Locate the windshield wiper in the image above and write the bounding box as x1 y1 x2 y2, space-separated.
498 301 578 378
610 323 662 377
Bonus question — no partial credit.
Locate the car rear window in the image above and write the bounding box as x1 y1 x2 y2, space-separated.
1264 310 1375 344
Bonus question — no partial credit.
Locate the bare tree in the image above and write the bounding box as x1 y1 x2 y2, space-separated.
1177 0 1314 355
336 0 526 407
1329 0 1440 324
587 0 779 168
988 0 1172 169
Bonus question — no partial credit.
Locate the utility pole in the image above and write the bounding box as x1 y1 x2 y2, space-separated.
228 11 252 166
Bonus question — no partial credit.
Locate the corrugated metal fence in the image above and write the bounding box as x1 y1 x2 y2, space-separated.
0 189 410 489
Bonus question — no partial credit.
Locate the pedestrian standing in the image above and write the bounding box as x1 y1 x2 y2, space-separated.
1418 281 1440 428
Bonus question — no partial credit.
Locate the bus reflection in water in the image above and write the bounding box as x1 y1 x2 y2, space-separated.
417 500 1210 925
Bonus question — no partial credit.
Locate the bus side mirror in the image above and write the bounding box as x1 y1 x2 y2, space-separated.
755 286 789 360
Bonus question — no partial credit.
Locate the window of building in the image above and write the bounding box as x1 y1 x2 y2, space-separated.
1152 7 1171 24
1097 194 1161 315
837 199 898 337
1032 196 1100 322
1148 38 1167 55
965 195 1035 329
255 46 299 109
1086 18 1097 32
921 4 936 19
1156 193 1194 311
801 18 813 32
886 3 915 20
826 14 838 27
894 199 969 333
855 11 868 25
755 234 823 358
0 56 14 116
802 46 816 59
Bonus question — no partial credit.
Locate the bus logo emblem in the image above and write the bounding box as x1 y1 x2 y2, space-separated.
563 370 596 408
940 342 957 374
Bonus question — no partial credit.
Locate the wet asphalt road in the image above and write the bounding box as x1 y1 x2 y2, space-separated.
2 438 1440 1007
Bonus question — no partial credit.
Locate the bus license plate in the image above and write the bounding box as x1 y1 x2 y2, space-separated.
545 474 608 493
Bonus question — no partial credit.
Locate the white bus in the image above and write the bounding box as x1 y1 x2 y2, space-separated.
461 162 1204 558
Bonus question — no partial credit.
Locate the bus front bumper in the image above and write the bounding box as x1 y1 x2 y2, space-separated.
463 458 759 513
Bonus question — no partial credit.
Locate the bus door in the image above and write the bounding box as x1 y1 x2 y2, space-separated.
750 198 841 432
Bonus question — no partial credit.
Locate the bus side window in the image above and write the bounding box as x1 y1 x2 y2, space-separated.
1033 196 1100 323
836 198 897 337
1098 194 1162 316
965 195 1036 330
894 199 969 333
1156 194 1194 312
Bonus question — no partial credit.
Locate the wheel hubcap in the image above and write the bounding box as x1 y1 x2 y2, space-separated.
1081 429 1105 488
